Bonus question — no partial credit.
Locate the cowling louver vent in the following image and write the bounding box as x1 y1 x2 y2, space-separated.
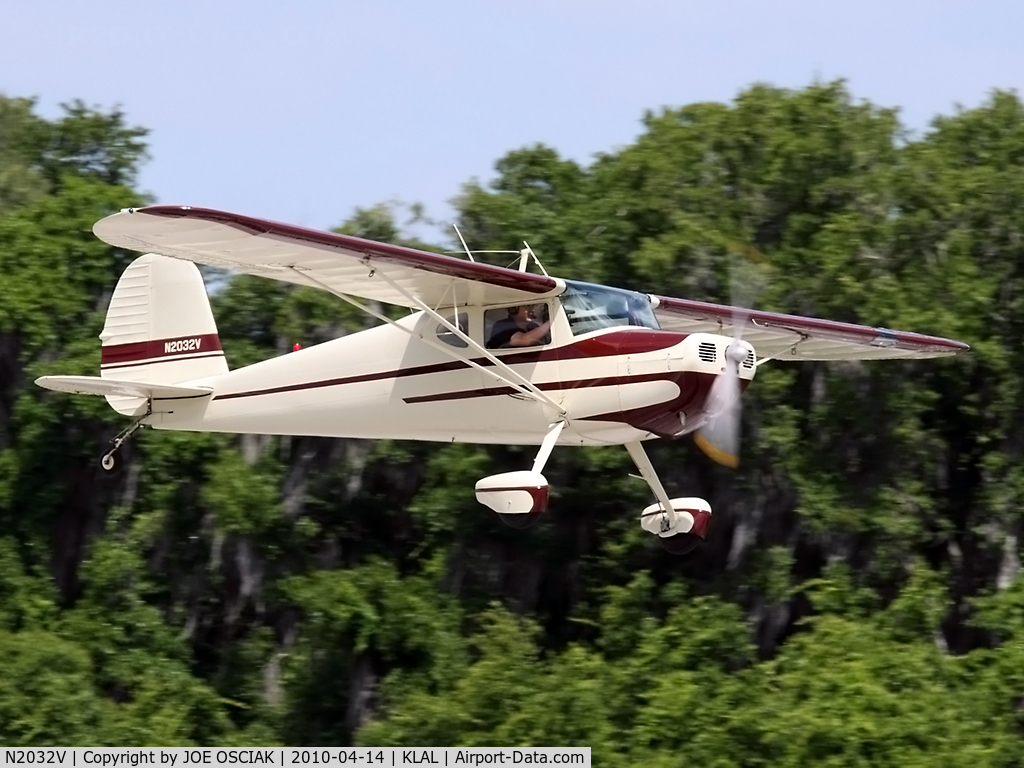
743 350 755 369
698 342 717 364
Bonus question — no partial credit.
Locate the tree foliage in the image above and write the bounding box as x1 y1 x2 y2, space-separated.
3 84 1024 762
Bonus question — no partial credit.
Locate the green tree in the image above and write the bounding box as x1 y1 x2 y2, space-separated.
7 82 1024 759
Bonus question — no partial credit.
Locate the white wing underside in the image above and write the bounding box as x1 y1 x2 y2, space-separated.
94 207 563 309
652 296 968 361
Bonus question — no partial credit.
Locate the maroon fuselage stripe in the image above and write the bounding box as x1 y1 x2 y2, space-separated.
101 333 223 366
101 351 225 371
416 368 742 439
212 330 687 402
403 372 680 404
406 370 748 438
578 371 750 438
215 358 467 401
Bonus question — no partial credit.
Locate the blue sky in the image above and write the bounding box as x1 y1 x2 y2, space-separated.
4 1 1023 243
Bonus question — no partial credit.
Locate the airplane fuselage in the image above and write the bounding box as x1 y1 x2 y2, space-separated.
151 306 755 447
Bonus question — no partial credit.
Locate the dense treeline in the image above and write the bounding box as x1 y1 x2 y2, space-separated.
2 82 1024 763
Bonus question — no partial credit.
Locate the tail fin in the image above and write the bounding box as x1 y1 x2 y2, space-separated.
100 253 228 415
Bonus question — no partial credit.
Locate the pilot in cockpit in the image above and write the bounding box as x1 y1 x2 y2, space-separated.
487 305 552 348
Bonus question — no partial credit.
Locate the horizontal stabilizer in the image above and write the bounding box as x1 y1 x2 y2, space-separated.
35 375 213 400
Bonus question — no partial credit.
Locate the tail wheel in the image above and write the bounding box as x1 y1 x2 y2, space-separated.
101 452 118 472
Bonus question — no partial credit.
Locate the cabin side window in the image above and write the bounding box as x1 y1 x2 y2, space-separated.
484 304 552 349
437 313 470 348
561 280 659 336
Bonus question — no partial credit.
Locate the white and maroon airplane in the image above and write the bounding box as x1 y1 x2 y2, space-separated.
36 206 969 553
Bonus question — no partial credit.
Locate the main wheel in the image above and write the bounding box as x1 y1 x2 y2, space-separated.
660 532 702 555
498 512 542 530
101 452 118 472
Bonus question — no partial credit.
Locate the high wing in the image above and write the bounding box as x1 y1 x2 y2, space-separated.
93 206 564 308
652 295 969 361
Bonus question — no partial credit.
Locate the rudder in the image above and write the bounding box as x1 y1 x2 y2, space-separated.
100 253 228 414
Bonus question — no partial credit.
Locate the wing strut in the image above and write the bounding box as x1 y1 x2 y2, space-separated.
293 267 566 416
369 267 566 415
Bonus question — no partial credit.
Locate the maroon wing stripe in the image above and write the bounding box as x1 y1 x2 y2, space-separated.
138 206 559 296
212 330 687 402
101 334 223 366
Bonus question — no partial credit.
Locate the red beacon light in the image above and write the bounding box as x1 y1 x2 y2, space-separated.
293 343 302 352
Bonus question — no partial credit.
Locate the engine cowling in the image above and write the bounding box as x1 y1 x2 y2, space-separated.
475 471 549 529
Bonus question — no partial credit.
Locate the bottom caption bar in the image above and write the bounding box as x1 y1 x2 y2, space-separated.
0 749 590 767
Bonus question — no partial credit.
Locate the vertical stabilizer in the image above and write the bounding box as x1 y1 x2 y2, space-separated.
100 253 227 414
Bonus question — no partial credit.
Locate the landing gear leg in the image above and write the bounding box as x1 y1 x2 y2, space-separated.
625 441 677 533
477 420 565 529
531 419 565 475
101 401 151 473
625 441 711 554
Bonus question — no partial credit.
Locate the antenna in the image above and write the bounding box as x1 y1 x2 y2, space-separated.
452 223 475 262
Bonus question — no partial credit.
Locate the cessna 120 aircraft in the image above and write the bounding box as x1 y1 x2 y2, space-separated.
35 206 969 553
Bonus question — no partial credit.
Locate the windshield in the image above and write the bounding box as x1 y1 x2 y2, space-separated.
561 280 659 336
